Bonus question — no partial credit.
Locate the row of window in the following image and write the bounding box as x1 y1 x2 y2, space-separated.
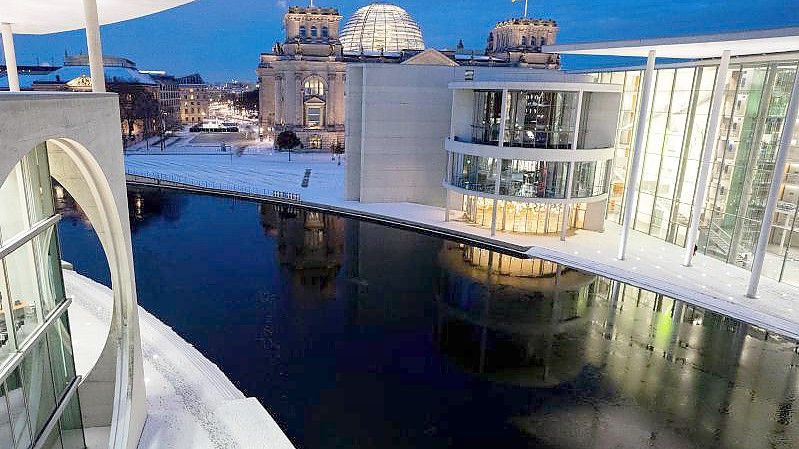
298 25 330 39
447 153 611 200
469 90 603 149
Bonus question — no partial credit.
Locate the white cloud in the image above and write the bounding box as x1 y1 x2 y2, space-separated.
276 0 287 9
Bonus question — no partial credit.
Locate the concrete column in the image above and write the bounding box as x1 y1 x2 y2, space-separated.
683 50 731 267
561 90 585 241
82 0 106 92
444 151 453 221
295 73 303 125
490 89 509 236
274 75 283 126
1 23 20 92
618 50 656 260
326 73 336 126
746 67 799 298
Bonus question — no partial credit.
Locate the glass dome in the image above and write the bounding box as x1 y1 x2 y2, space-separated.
340 3 425 53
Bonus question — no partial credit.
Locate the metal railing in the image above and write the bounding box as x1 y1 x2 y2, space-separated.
125 171 303 203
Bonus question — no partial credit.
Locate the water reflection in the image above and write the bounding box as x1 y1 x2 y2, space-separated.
56 186 799 449
436 242 799 449
259 204 344 298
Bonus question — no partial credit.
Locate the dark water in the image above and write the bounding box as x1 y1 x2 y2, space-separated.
57 186 799 449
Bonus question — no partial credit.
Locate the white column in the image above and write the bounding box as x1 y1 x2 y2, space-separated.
1 23 20 92
618 50 656 260
82 0 106 92
746 68 799 298
444 151 453 222
490 89 509 236
683 50 731 267
561 90 585 241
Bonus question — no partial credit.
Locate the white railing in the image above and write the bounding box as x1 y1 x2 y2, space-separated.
125 171 302 202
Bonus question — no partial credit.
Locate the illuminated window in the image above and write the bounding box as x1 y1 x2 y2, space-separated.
309 135 322 149
304 76 325 97
306 106 323 128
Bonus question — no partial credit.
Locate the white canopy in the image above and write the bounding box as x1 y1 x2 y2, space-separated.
0 0 194 35
544 27 799 59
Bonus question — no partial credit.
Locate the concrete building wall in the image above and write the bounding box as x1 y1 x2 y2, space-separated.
0 93 146 449
346 63 456 206
257 58 346 149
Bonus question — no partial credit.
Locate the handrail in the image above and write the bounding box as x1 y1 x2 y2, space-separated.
125 171 303 203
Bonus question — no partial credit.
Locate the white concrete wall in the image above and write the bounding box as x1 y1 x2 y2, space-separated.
346 64 456 207
582 91 622 149
0 92 145 449
345 66 364 201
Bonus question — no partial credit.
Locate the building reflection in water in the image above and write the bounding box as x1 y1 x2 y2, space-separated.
126 186 184 231
435 241 799 449
260 204 344 299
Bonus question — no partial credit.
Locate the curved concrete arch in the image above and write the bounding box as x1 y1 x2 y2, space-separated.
0 93 145 449
46 137 145 449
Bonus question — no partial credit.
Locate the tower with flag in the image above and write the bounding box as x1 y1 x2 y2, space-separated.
512 0 529 18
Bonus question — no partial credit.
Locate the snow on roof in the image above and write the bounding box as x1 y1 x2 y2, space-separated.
35 66 158 85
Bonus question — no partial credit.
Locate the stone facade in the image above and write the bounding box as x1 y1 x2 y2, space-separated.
258 6 347 150
177 73 209 125
486 18 561 68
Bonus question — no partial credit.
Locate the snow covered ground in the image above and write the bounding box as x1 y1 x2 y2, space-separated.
123 148 799 341
65 270 296 449
126 151 346 204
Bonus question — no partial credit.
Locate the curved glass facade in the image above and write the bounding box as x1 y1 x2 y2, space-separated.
0 144 85 449
461 196 589 234
470 90 606 149
340 4 425 53
446 153 611 200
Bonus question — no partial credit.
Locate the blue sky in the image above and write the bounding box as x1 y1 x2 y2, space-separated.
5 0 799 81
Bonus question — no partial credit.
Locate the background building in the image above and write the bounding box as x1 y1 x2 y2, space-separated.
177 73 209 124
257 5 347 150
140 70 182 131
346 63 620 239
31 55 161 144
258 3 561 151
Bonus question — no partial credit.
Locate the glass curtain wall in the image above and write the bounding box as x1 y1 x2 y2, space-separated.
0 143 85 449
448 155 611 200
505 91 579 149
601 60 799 287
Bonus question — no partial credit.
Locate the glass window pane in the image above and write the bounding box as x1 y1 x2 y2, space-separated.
58 394 84 449
32 229 66 317
0 268 16 361
21 144 55 225
0 384 14 449
21 339 58 440
46 315 77 399
0 165 31 243
3 242 44 344
5 369 32 449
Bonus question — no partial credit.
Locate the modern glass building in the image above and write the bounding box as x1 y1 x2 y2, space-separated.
444 73 621 237
546 29 799 294
592 55 799 286
0 145 84 449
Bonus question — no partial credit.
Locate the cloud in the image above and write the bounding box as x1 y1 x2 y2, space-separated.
276 0 287 9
